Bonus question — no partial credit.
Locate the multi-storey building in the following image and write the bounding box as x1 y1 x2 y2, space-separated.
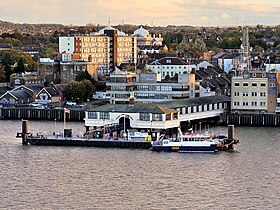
147 56 196 80
59 26 137 75
106 69 199 104
231 71 280 113
60 60 98 83
38 58 60 84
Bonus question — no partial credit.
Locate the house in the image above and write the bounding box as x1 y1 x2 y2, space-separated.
196 60 213 70
35 86 61 104
12 84 44 98
13 45 41 57
147 56 196 80
10 72 44 86
0 90 33 107
218 53 240 73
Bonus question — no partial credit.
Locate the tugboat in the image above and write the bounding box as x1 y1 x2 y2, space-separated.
151 125 239 153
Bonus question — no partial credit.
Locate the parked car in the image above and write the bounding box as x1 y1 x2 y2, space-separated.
29 102 46 107
66 101 76 106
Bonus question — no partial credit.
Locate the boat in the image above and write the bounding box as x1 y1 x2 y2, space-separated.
150 125 238 153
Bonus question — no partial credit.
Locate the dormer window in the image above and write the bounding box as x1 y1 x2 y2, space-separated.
166 59 171 64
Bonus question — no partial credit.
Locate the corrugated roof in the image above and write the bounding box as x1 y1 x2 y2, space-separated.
90 103 178 114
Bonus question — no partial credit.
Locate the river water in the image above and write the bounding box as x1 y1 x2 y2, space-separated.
0 120 280 209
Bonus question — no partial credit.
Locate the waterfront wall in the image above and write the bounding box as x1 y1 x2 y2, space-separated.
226 113 280 126
0 108 85 122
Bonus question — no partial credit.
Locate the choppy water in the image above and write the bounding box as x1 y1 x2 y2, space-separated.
1 120 280 209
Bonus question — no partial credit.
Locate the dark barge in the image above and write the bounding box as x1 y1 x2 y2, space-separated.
16 120 152 149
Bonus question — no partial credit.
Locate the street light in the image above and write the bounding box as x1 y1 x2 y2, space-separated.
123 115 127 140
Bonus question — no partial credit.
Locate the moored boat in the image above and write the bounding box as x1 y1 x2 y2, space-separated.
151 125 238 153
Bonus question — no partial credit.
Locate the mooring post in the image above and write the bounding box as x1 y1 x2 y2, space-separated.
227 125 234 150
22 120 28 145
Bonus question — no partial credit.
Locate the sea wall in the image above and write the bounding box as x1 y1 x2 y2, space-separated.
226 113 280 126
0 108 85 122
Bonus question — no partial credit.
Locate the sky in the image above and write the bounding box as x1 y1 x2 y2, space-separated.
0 0 279 26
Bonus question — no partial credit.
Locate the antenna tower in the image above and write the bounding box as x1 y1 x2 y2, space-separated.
239 26 251 76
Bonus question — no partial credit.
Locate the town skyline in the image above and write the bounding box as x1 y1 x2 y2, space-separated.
0 0 279 27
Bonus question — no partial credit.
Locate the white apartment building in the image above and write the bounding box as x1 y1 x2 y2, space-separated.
147 56 196 80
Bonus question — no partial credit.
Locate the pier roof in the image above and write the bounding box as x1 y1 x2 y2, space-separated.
89 103 178 114
159 95 230 109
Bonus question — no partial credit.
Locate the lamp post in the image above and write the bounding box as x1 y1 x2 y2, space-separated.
123 115 127 140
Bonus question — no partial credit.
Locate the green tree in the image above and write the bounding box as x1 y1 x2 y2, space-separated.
14 57 25 73
64 80 95 102
82 80 95 101
0 65 6 82
75 70 93 82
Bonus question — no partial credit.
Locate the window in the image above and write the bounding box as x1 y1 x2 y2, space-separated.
100 112 110 119
252 83 257 87
166 114 171 121
234 82 240 87
234 101 240 106
243 83 248 87
260 102 266 106
252 92 257 97
152 114 162 121
252 73 256 77
140 113 150 121
262 73 266 77
243 92 249 96
234 92 240 96
260 92 266 97
261 83 266 87
242 101 249 106
88 112 98 119
269 83 275 87
251 102 257 106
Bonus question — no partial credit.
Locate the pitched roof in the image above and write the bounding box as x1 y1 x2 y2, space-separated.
149 56 187 65
53 84 65 93
1 90 33 100
0 86 13 95
44 87 60 97
13 84 44 93
89 104 178 114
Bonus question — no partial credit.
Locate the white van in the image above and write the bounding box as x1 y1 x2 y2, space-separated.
92 92 110 100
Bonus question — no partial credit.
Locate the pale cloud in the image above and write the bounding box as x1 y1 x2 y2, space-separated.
0 0 279 26
222 13 230 20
